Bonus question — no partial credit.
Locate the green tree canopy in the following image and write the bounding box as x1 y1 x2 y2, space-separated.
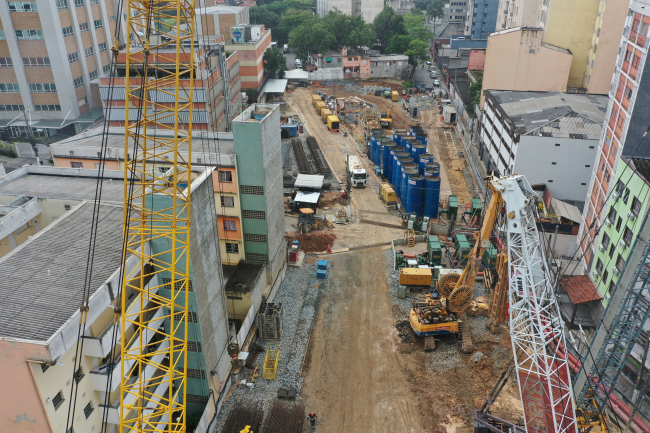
404 12 433 41
372 6 407 52
250 6 281 31
426 0 444 21
468 77 483 106
323 10 375 50
289 18 335 62
274 9 312 44
387 34 410 54
405 39 430 74
263 48 287 78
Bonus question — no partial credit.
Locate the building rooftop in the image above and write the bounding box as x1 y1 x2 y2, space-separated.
0 168 126 203
627 157 650 184
559 275 601 304
0 202 124 341
224 261 264 293
197 5 247 14
371 55 409 62
487 91 608 139
51 127 236 156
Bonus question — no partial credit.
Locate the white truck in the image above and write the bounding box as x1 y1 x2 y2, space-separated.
347 155 367 187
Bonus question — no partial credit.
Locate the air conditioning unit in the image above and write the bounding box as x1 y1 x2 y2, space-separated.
612 192 620 201
612 267 620 276
628 212 636 221
604 219 612 227
619 240 627 249
592 269 600 279
598 244 605 252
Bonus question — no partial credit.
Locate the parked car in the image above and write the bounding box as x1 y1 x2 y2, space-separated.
428 66 436 72
433 80 440 87
426 60 432 65
430 73 436 78
414 83 426 91
295 58 302 68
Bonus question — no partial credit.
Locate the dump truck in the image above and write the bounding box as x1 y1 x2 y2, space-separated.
346 154 367 187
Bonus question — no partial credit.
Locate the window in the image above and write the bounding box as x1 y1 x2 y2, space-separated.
641 21 649 36
73 367 84 384
610 106 618 124
187 394 210 404
624 227 633 246
632 55 641 69
247 253 268 263
242 210 266 219
615 180 625 195
632 197 641 216
0 57 12 67
161 277 194 292
225 242 239 254
0 104 24 111
602 232 610 250
70 162 83 168
0 30 5 40
79 23 89 33
240 185 264 195
56 0 68 9
98 42 108 52
103 64 111 74
175 311 198 322
73 77 84 88
35 104 61 111
15 29 44 40
23 57 50 66
218 170 232 182
94 19 103 29
94 163 105 170
227 294 243 300
52 391 64 410
623 187 630 204
29 83 56 92
223 220 237 231
596 258 603 274
244 233 267 243
220 195 234 207
624 86 633 100
187 341 202 352
83 402 94 419
555 143 560 146
41 363 50 373
616 216 623 232
625 49 633 62
90 0 98 3
0 83 20 93
604 170 610 182
89 70 97 80
602 269 609 284
62 26 74 37
616 254 625 272
609 243 615 258
68 52 79 63
74 0 84 6
8 2 38 12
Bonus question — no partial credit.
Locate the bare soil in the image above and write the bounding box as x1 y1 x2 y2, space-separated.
286 232 337 253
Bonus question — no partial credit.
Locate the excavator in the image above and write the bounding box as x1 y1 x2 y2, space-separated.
380 104 393 128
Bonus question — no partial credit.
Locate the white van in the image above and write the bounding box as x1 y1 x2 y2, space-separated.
283 44 289 53
295 58 302 68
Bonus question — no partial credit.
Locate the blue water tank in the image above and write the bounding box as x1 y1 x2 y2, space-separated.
415 133 428 146
383 142 396 181
369 137 376 164
402 138 415 156
418 153 434 174
410 126 424 136
371 130 383 163
425 162 440 177
411 143 426 164
424 174 441 218
393 151 409 188
400 167 418 205
393 132 406 147
406 174 425 215
390 147 404 186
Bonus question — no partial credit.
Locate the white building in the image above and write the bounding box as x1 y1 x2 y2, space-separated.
316 0 384 22
479 90 608 202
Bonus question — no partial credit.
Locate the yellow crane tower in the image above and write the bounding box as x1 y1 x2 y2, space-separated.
120 1 194 431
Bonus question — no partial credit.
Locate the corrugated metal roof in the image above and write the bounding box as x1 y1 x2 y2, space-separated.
551 197 582 224
104 108 208 123
559 275 601 304
294 191 320 203
0 202 124 341
263 79 288 94
294 174 324 189
0 173 125 203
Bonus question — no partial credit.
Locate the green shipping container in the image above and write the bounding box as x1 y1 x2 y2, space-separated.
454 234 471 262
482 242 498 268
427 235 442 266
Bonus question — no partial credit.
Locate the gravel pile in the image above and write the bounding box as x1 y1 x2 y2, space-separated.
212 262 326 433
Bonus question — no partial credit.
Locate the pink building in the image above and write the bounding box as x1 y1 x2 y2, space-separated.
342 47 371 79
468 50 486 71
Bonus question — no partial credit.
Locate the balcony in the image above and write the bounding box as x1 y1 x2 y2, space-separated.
84 275 160 358
89 306 165 393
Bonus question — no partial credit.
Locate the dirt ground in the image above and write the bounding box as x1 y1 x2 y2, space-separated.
286 86 522 433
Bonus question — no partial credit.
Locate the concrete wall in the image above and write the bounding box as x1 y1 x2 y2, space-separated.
515 135 598 202
188 168 232 409
543 0 599 89
496 0 546 31
468 50 486 70
480 28 572 108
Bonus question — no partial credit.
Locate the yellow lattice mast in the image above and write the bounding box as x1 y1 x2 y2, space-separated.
120 1 194 431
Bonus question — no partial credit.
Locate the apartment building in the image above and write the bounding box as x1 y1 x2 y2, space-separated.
465 0 499 39
480 90 607 201
49 127 245 265
315 0 384 22
579 1 650 269
100 40 243 132
0 165 231 433
496 0 549 30
196 5 249 37
224 25 271 92
444 1 469 22
0 0 116 139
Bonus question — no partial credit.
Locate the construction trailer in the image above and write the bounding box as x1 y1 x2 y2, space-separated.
327 115 340 132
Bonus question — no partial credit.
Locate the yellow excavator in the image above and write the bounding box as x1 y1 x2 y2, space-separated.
380 104 393 128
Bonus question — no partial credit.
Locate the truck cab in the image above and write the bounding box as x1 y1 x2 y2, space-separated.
346 154 367 187
350 168 367 187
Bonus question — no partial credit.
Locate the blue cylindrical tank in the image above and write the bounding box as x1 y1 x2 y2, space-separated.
424 174 441 218
415 133 428 146
406 174 425 215
425 162 440 177
400 167 418 205
396 156 413 198
378 137 392 169
371 130 383 163
383 142 396 180
390 147 404 186
369 137 376 163
393 132 406 147
402 138 416 156
411 143 426 164
393 151 409 187
410 126 424 136
418 153 434 174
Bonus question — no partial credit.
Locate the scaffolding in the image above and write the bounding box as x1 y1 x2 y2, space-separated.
263 343 280 380
257 303 283 340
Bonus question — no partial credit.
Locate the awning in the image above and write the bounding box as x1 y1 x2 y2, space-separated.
551 197 582 224
294 191 320 204
294 174 324 190
263 79 288 94
559 276 601 304
74 108 104 123
285 69 309 80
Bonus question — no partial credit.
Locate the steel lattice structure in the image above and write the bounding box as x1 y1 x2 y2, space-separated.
120 1 195 431
495 176 578 433
577 237 650 415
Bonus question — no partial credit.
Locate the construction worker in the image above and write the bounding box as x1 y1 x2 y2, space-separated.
308 411 318 429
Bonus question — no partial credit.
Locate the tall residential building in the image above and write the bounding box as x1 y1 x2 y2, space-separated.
0 0 116 139
579 1 650 270
495 0 626 93
444 1 469 22
315 0 384 22
465 0 499 39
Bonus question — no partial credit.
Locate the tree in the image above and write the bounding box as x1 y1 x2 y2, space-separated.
289 18 335 61
468 77 483 107
275 10 312 44
372 6 407 52
249 6 281 31
387 34 410 54
405 39 430 77
263 48 287 78
404 12 433 41
426 0 444 34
